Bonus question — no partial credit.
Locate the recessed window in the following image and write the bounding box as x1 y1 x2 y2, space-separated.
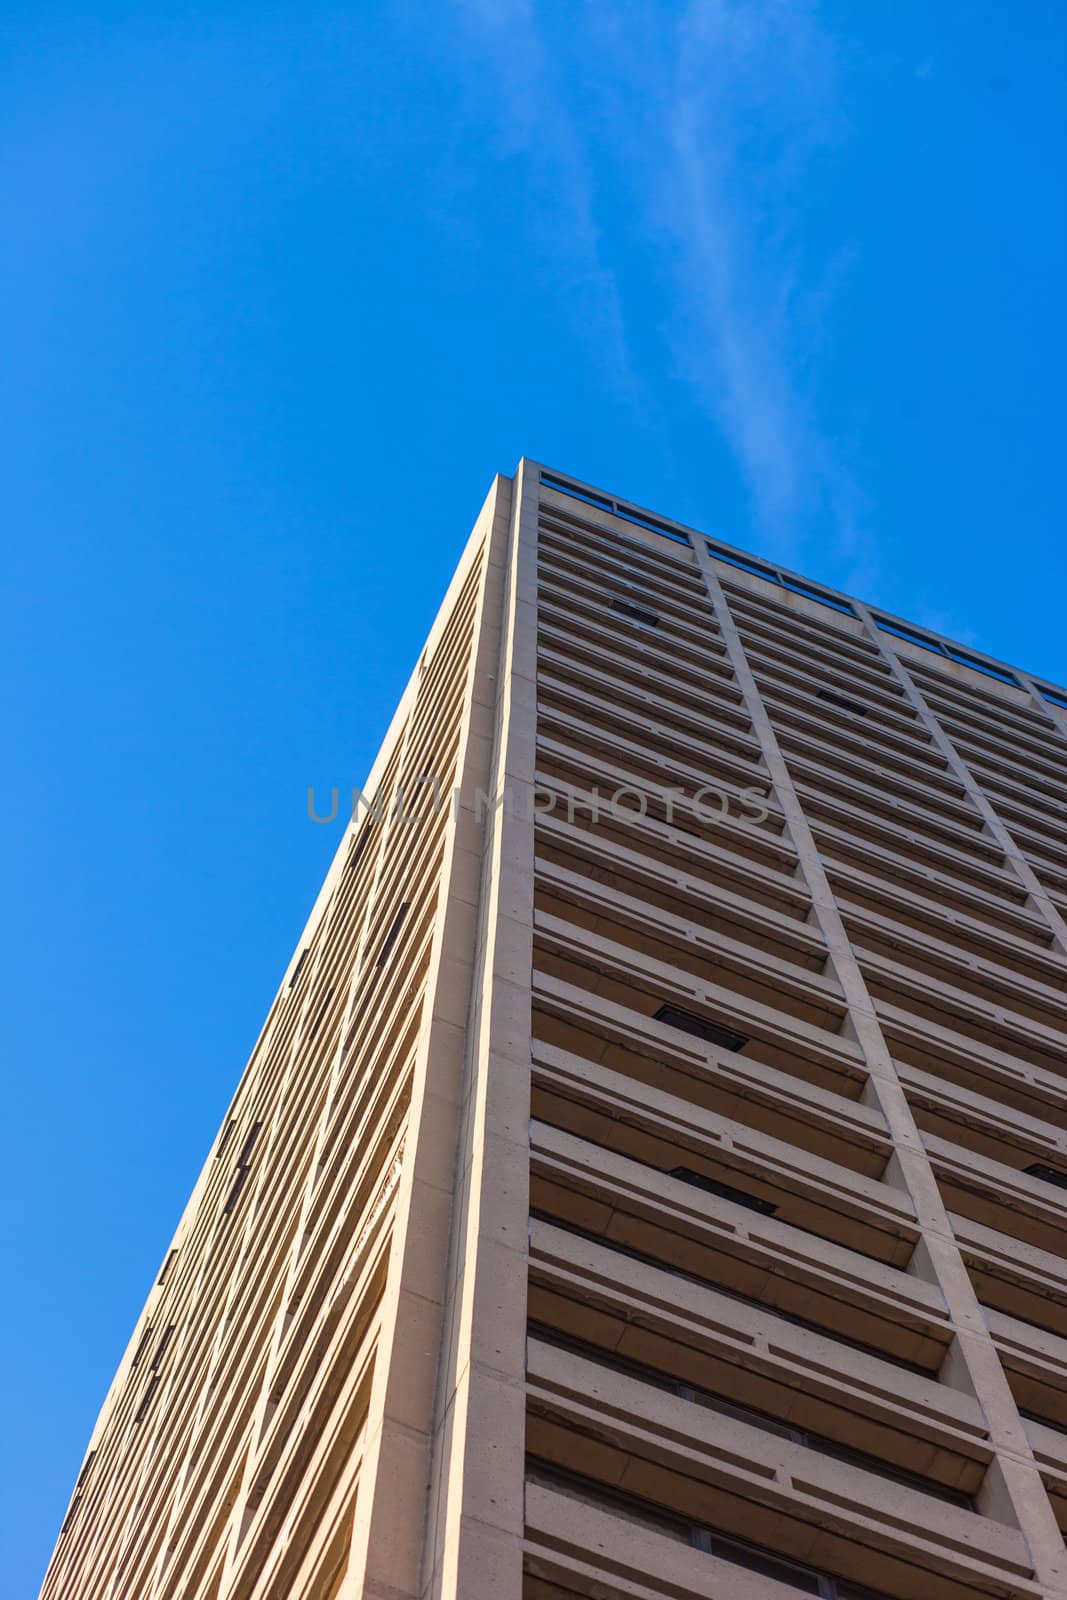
653 1004 748 1052
223 1166 251 1217
222 1122 262 1218
59 1496 83 1537
610 597 659 627
348 824 373 871
616 506 689 545
236 1122 262 1169
307 988 334 1041
817 688 868 716
375 903 410 969
288 948 310 989
946 648 1017 686
874 617 945 655
1024 1162 1067 1190
526 1461 896 1598
131 1326 154 1369
215 1119 236 1159
1020 1404 1067 1436
540 472 690 544
133 1376 160 1425
533 1322 975 1510
1039 685 1067 710
690 1386 971 1507
150 1324 177 1371
670 1166 777 1216
540 471 614 512
782 577 854 615
707 543 780 583
157 1250 178 1286
531 1210 935 1375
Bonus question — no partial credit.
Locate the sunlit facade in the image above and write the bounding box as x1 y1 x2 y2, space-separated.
43 462 1067 1600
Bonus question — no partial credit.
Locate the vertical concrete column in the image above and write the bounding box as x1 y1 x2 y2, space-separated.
692 543 1067 1596
1016 672 1067 747
422 458 539 1600
851 601 1067 960
344 477 515 1600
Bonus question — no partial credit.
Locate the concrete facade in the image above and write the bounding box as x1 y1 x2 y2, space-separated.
41 463 1067 1600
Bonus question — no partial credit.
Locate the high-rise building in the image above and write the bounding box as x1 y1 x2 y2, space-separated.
42 461 1067 1600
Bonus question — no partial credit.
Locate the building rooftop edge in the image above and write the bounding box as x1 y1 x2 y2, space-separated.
523 456 1067 707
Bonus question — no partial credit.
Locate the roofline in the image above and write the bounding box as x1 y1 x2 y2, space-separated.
525 457 1067 708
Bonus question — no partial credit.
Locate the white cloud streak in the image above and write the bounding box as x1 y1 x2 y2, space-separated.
450 0 647 408
451 0 873 572
657 1 871 570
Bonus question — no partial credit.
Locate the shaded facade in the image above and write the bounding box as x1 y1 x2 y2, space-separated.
41 462 1067 1600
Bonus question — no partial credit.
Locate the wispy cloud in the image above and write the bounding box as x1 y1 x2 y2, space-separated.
661 1 854 559
591 0 870 569
449 0 646 408
450 0 872 572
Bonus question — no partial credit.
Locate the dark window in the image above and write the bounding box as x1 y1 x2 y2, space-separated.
610 597 659 628
236 1122 262 1169
157 1250 178 1287
222 1121 263 1219
307 988 334 1040
653 1003 748 1052
817 688 868 716
707 543 781 583
133 1376 160 1425
540 472 614 512
223 1165 251 1217
530 1211 936 1376
288 948 309 989
701 1528 822 1592
529 1319 960 1502
874 617 945 655
348 824 373 871
131 1326 154 1369
782 577 854 615
1039 685 1067 710
679 1381 972 1506
526 1460 895 1598
215 1119 236 1159
1020 1404 1067 1436
616 506 690 545
59 1495 83 1537
540 472 691 544
1025 1162 1067 1190
946 648 1017 686
150 1324 177 1371
375 903 410 969
670 1166 777 1216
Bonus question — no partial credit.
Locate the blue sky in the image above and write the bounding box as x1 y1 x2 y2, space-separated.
3 1 1065 1587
